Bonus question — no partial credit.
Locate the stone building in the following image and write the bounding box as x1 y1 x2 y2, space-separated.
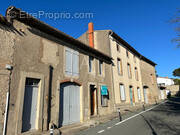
157 77 180 98
78 23 159 108
140 58 159 104
0 7 115 135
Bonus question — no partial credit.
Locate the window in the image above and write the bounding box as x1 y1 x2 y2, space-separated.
117 58 123 75
127 63 132 78
65 48 79 76
89 56 94 72
101 85 108 107
137 87 141 100
135 67 139 81
99 60 103 75
126 50 129 58
120 84 126 101
116 43 120 52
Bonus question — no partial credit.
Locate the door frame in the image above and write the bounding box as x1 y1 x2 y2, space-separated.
15 72 44 135
58 80 83 127
143 86 148 104
129 86 133 105
22 83 39 132
88 83 98 117
90 84 97 116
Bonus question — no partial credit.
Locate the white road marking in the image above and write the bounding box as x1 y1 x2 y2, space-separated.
115 101 167 126
97 130 105 133
96 101 167 134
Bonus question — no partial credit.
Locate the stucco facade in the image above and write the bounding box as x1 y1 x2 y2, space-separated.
0 7 114 135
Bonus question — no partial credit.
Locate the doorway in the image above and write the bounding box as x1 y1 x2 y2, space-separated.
59 83 80 126
143 86 148 104
129 86 134 105
90 85 97 116
22 78 40 132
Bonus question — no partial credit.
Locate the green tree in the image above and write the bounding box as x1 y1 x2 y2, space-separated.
173 68 180 77
174 78 180 85
172 9 180 47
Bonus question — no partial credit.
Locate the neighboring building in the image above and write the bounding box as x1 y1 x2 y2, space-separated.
157 77 179 98
140 59 159 104
0 7 115 135
78 23 159 109
157 77 174 86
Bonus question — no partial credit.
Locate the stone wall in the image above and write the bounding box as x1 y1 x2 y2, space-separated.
166 85 180 96
0 23 15 134
140 60 159 104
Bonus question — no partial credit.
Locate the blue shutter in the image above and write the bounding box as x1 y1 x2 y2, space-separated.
72 51 79 76
65 49 72 75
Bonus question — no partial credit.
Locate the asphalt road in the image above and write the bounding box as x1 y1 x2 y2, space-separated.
76 97 180 135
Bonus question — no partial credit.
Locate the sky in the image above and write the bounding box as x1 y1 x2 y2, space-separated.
0 0 180 78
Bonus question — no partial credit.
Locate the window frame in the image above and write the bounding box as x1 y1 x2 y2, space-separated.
99 60 103 75
137 87 141 101
127 63 132 78
117 58 123 75
119 84 126 101
135 67 139 81
89 56 94 73
116 43 120 52
100 85 108 107
65 47 79 76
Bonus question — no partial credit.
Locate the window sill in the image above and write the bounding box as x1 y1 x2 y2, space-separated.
101 105 108 107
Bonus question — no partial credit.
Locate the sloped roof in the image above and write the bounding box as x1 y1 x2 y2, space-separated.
5 6 113 63
109 31 157 66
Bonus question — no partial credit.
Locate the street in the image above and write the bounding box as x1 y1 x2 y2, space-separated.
76 98 180 135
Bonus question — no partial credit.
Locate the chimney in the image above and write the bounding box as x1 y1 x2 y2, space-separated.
88 22 94 48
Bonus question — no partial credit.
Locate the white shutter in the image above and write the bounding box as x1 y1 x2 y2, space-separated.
137 88 141 100
120 84 126 101
72 51 79 76
65 49 72 75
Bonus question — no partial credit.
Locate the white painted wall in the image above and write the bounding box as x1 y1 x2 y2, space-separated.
157 77 174 86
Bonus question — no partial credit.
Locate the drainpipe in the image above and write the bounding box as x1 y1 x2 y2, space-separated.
3 64 13 135
3 92 9 135
47 65 53 130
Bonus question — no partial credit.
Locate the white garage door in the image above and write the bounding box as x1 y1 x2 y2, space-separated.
59 83 80 126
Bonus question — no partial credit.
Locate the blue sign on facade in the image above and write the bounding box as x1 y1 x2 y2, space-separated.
101 85 108 95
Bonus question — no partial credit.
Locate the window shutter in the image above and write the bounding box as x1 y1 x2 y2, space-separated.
137 88 141 100
120 85 126 100
89 56 93 72
65 49 72 75
72 51 79 76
